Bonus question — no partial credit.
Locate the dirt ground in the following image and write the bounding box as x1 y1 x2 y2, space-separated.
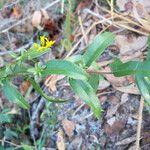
0 0 150 150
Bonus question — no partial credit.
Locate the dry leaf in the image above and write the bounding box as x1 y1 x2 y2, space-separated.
20 80 31 95
116 0 128 11
12 5 22 18
106 104 120 118
104 67 127 87
115 35 148 55
104 120 126 136
133 2 150 32
62 119 75 138
98 80 110 90
45 75 64 92
32 11 42 30
57 128 65 150
114 84 140 95
41 9 49 20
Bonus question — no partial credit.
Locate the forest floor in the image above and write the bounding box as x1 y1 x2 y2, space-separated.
0 0 150 150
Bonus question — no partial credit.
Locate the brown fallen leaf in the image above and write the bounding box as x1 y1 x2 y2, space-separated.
104 120 126 136
113 84 140 95
133 2 150 32
12 4 22 19
32 10 42 30
115 34 148 55
104 67 127 87
62 119 75 138
57 128 65 150
45 75 64 92
20 80 31 96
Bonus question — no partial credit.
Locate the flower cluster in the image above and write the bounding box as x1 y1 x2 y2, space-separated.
34 36 55 52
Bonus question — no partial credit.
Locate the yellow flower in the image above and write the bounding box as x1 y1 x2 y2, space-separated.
34 36 55 52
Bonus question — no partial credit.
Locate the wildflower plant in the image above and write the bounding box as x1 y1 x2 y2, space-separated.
0 32 115 119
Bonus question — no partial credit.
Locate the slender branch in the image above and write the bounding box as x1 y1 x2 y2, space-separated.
86 69 112 75
136 97 144 150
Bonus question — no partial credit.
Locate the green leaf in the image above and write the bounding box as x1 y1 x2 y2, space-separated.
2 79 29 109
29 78 67 103
146 50 150 61
21 144 33 150
147 36 150 48
110 60 150 77
0 113 12 124
83 32 114 67
41 60 88 80
69 79 102 119
27 48 51 60
88 74 100 92
4 129 18 139
135 74 150 107
66 54 83 64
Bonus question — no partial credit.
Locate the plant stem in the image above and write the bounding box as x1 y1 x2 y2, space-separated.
86 69 112 75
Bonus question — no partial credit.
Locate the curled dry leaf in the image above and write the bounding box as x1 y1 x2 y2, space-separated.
20 80 31 96
57 128 65 150
32 11 42 29
62 119 75 138
32 9 50 30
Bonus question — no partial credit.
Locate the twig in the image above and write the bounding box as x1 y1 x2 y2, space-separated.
78 16 88 44
65 17 112 58
87 69 112 75
136 97 144 150
0 42 32 56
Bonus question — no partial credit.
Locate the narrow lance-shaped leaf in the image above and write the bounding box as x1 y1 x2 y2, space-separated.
83 32 114 67
135 74 150 107
27 48 51 60
29 78 67 103
41 59 88 80
110 60 150 77
2 79 29 109
69 78 102 119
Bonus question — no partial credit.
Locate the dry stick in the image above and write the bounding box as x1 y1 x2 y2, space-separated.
65 18 112 58
101 7 150 36
86 69 112 75
78 16 88 45
136 97 144 150
0 42 32 56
